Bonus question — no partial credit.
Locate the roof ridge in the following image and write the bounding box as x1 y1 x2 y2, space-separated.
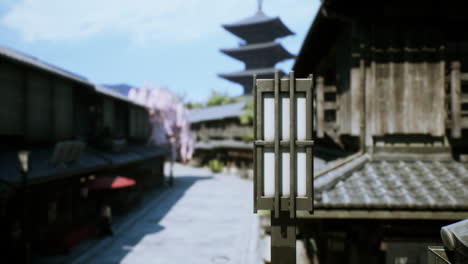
315 154 370 191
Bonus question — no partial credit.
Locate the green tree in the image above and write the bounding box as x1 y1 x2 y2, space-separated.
239 98 253 125
206 91 241 107
185 102 203 109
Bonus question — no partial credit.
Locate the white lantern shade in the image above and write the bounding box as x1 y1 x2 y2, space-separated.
296 95 306 140
296 148 307 197
263 148 275 197
263 94 275 141
261 93 309 198
18 150 30 173
281 95 290 140
281 150 290 197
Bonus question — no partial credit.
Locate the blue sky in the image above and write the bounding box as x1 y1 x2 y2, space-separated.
0 0 319 103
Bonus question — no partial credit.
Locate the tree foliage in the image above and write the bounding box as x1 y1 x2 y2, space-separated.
185 102 203 109
238 98 253 125
206 91 241 107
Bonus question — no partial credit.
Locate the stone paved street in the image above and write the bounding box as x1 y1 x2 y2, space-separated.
73 164 261 264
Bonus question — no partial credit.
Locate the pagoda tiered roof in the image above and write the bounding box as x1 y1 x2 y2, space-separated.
220 42 294 65
222 11 294 43
219 5 294 95
218 68 284 94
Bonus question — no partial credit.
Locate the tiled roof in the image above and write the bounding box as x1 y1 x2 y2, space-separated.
0 45 92 86
220 42 294 63
0 144 170 185
0 45 147 109
189 100 248 123
218 67 280 78
221 41 282 53
315 159 468 210
223 11 277 27
94 85 146 108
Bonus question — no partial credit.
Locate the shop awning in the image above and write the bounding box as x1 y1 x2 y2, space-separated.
85 176 136 190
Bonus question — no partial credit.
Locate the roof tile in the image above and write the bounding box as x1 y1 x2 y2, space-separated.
315 160 468 210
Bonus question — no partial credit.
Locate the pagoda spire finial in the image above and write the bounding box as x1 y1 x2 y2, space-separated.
257 0 263 12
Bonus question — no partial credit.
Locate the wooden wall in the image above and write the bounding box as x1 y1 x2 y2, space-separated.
315 23 447 147
335 28 353 135
128 106 149 140
0 61 74 142
0 58 151 145
102 97 115 131
363 61 445 146
0 63 23 136
52 79 74 141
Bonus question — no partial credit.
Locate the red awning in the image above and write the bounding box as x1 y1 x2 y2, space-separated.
85 176 136 190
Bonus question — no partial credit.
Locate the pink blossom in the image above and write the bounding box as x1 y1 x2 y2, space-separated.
128 84 194 163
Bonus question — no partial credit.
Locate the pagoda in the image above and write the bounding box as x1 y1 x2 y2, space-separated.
218 0 294 95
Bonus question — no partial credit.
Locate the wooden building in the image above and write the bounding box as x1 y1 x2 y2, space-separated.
295 0 468 158
291 1 468 263
0 45 170 261
189 100 253 176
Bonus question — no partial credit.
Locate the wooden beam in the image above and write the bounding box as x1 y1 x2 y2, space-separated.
462 94 468 104
323 102 337 110
462 117 468 128
316 76 325 138
350 66 361 135
451 61 462 138
298 210 468 220
323 85 337 93
461 73 468 81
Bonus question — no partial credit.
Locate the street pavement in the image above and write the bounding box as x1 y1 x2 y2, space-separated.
71 164 261 264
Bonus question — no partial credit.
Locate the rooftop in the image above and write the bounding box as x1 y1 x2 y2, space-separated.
0 144 170 186
189 100 248 124
220 42 294 63
218 67 281 78
0 45 92 86
314 156 468 211
222 11 294 43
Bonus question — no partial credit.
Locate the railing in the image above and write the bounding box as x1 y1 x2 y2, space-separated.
196 125 253 140
448 61 468 138
315 76 338 139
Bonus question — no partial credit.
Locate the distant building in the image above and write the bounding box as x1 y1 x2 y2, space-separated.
189 100 253 176
0 45 169 261
291 0 468 263
218 1 294 95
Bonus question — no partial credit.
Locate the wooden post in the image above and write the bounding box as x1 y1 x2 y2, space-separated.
316 76 325 138
271 211 296 264
360 57 366 152
451 61 461 138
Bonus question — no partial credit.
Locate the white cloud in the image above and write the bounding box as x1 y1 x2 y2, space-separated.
0 0 247 44
1 0 317 45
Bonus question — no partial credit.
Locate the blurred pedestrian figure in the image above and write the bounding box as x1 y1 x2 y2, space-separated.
99 205 113 236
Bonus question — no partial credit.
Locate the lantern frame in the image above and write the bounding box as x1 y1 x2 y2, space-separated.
253 72 314 218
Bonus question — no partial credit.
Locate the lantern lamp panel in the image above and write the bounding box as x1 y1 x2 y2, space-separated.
296 94 306 140
263 94 275 141
281 150 290 197
281 95 290 141
296 148 307 197
263 148 275 197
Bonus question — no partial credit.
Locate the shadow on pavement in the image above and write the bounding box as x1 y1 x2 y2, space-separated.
35 175 212 264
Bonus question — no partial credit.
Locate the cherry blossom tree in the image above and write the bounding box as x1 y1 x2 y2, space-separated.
128 84 194 163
